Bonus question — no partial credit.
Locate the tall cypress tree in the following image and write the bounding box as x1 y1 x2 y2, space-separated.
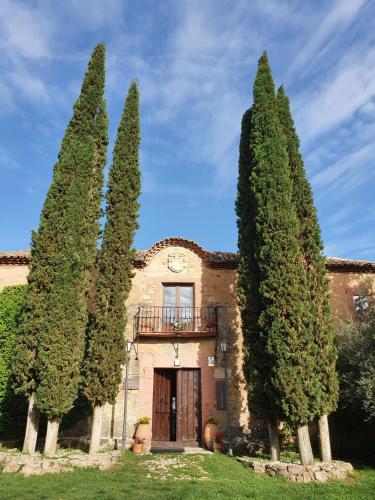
237 107 281 459
277 86 338 461
236 108 259 397
236 107 279 450
84 81 141 454
242 52 319 464
14 43 106 456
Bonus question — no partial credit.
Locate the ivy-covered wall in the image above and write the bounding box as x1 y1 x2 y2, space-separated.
0 285 27 437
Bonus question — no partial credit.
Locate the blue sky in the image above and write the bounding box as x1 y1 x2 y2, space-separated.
1 0 375 259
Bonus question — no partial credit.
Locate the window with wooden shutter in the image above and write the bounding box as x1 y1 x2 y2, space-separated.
216 380 227 410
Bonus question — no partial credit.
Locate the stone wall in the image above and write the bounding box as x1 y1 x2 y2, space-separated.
0 264 28 291
0 450 120 475
329 271 374 318
240 457 353 483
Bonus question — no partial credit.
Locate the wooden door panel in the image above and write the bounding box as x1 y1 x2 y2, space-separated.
152 369 172 441
176 369 201 442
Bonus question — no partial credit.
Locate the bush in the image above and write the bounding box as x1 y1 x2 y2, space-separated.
332 298 375 460
336 312 375 420
138 416 150 425
0 285 27 437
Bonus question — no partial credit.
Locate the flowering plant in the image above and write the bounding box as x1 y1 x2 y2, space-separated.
134 436 145 445
206 415 218 425
213 431 223 443
172 321 183 330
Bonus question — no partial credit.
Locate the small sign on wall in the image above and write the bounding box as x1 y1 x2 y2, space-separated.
208 356 215 367
124 378 139 390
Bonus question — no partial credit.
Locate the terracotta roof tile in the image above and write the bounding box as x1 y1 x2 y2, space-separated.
0 250 30 265
1 239 374 272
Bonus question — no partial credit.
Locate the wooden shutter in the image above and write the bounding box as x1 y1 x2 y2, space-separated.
216 380 227 410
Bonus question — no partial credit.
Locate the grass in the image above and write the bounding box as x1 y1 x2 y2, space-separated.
0 452 374 499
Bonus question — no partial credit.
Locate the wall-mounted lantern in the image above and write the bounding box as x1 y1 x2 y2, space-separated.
173 342 181 366
220 339 230 353
220 338 233 456
122 340 136 452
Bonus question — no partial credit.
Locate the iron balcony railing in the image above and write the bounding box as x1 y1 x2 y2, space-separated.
133 306 218 336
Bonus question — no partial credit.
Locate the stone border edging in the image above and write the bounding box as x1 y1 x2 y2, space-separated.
238 457 353 483
0 450 121 476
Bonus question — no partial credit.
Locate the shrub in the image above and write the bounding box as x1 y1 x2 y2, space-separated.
138 416 150 424
0 285 27 436
336 311 375 421
206 416 218 425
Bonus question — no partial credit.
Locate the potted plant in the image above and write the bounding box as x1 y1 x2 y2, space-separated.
205 321 216 333
141 322 153 331
134 416 151 450
172 321 183 331
203 415 218 450
132 436 145 455
212 431 223 453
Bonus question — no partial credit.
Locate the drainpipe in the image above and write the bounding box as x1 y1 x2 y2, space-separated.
224 349 233 456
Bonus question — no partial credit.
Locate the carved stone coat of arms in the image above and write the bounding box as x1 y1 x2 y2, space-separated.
167 252 186 273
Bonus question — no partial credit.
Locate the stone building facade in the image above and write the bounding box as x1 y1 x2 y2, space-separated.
0 238 374 450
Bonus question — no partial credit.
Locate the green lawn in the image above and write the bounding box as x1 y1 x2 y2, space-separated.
0 452 374 500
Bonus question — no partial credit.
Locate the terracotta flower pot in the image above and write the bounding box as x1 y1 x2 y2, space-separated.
213 442 222 453
204 423 218 450
132 442 144 455
135 423 151 450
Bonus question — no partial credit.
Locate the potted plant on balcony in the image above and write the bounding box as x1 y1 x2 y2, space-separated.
132 436 145 455
212 431 223 453
205 321 216 333
172 321 183 331
141 322 153 331
203 415 218 450
134 416 151 450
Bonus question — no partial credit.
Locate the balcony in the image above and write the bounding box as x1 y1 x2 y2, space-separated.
133 306 218 338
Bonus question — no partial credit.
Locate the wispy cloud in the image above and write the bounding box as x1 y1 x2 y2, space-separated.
0 146 19 169
325 233 375 259
286 0 365 81
326 205 356 226
312 143 375 192
0 0 52 59
296 48 375 143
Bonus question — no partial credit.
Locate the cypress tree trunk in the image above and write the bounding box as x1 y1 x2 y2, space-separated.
297 425 314 465
22 392 40 454
44 420 60 457
267 420 280 461
89 405 104 454
318 414 332 462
